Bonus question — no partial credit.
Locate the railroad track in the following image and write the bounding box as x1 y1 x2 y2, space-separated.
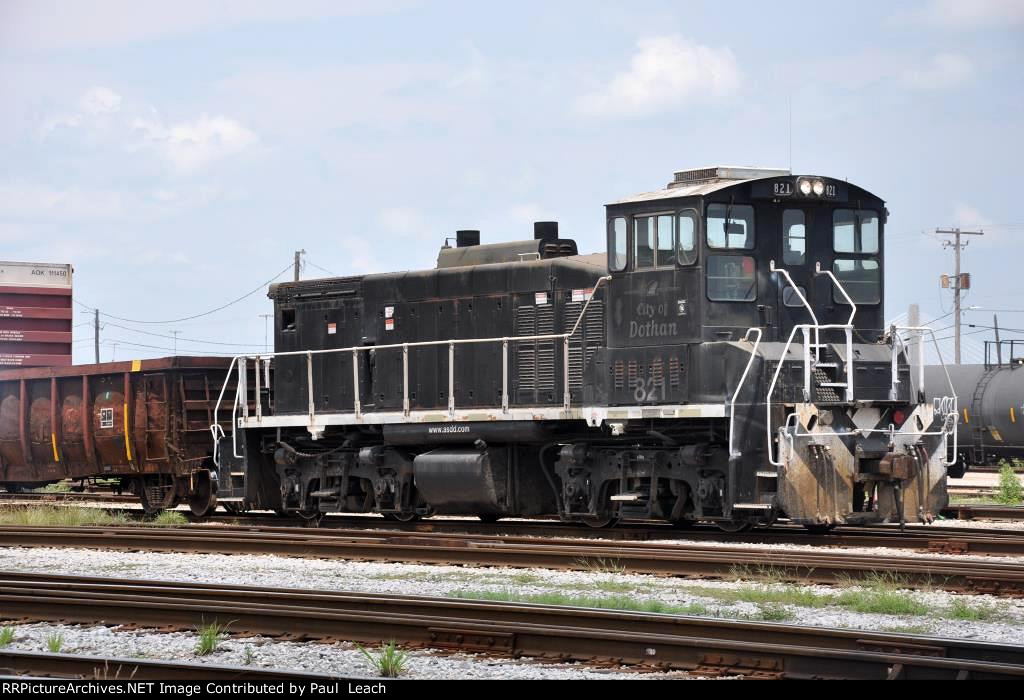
0 571 1021 680
1 524 1022 595
0 649 348 681
0 492 136 504
941 504 1024 521
218 515 1024 556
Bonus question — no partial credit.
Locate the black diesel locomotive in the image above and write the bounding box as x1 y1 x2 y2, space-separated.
213 166 958 530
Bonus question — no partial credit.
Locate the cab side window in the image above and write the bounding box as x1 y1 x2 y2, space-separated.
634 214 673 269
677 210 698 265
608 217 627 272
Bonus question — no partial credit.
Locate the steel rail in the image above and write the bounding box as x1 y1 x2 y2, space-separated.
0 649 352 681
0 525 1021 595
0 572 1022 680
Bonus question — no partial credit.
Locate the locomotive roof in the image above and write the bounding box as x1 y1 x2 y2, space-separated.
609 166 882 205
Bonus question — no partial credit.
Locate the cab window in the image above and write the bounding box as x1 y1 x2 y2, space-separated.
677 210 698 265
707 255 756 302
833 210 879 253
782 209 805 265
707 203 754 249
833 259 880 304
609 217 627 272
634 214 673 269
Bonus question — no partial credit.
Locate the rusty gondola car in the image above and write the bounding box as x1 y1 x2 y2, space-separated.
0 356 233 516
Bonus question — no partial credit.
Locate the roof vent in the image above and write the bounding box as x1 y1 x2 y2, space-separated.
456 230 480 247
533 221 558 241
668 166 790 189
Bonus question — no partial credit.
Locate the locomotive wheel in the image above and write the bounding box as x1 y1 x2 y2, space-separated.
298 509 324 526
478 514 502 523
803 523 836 534
715 520 752 533
582 515 619 529
188 472 217 519
221 503 248 516
671 518 696 529
382 512 420 523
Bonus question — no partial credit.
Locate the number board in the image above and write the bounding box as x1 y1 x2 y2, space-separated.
752 179 849 202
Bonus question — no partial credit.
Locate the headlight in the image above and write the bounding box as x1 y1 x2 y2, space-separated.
799 179 812 195
813 180 825 196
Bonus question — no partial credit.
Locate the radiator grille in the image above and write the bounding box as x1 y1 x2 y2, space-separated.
564 300 605 389
515 303 555 394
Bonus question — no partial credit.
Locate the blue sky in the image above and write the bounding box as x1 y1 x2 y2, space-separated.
1 0 1021 364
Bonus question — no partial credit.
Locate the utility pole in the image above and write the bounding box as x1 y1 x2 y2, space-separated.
294 250 306 282
94 309 100 364
260 313 273 353
170 330 181 355
994 314 1002 366
936 227 984 364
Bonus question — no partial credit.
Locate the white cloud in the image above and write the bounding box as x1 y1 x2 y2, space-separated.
921 0 1024 27
80 86 122 116
132 114 258 173
577 35 741 118
899 53 973 90
40 87 258 172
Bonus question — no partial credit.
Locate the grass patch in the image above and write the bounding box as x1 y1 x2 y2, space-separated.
835 576 930 616
997 464 1023 505
194 621 230 657
0 506 132 528
243 646 255 666
686 584 832 608
149 511 189 527
357 641 407 678
591 579 636 594
947 599 1003 621
45 632 64 653
727 564 790 584
750 604 792 622
574 557 625 575
0 627 14 646
448 589 708 616
34 481 72 493
506 572 545 586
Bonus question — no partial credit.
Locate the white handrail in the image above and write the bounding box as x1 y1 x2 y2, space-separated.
770 261 819 362
212 275 612 466
728 327 762 458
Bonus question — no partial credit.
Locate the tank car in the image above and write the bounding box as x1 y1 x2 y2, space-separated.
0 356 233 516
212 166 958 530
925 342 1024 476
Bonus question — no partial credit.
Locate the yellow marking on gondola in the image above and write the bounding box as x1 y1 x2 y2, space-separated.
123 403 133 462
131 359 141 372
51 433 59 462
1012 406 1017 423
963 408 969 424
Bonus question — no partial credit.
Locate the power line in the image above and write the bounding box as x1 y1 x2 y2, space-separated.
75 262 293 324
99 320 263 347
305 260 339 277
99 338 250 357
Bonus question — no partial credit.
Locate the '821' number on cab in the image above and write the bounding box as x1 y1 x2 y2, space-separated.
773 182 793 196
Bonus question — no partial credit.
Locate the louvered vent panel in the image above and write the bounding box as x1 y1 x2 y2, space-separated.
536 303 555 392
515 305 537 392
614 360 625 390
669 356 681 389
